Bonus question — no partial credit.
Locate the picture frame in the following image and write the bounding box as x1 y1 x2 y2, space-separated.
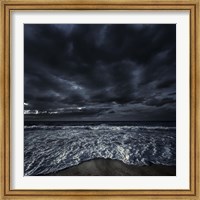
0 0 199 199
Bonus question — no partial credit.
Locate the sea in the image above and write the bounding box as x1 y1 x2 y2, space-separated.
24 121 176 176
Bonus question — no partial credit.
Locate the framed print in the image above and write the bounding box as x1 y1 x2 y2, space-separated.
0 0 199 199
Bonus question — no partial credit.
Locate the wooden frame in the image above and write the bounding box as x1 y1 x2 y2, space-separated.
0 0 199 199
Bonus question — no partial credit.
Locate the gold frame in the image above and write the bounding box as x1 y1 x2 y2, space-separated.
0 0 199 199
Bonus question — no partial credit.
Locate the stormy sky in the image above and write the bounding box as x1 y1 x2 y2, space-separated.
24 24 176 121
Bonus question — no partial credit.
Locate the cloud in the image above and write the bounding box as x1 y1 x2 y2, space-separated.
24 24 176 121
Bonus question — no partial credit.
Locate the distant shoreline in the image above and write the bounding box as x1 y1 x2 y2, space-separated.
39 158 176 176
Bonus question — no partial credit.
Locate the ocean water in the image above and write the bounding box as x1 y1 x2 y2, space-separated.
24 121 176 176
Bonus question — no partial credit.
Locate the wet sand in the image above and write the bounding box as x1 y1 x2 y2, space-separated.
44 158 176 176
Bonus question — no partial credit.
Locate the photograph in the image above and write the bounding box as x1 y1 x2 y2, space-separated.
24 24 176 176
1 0 199 198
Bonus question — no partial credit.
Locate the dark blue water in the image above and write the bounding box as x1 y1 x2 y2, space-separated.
24 121 176 176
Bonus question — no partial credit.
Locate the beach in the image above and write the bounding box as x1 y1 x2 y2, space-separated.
44 158 176 176
25 121 176 176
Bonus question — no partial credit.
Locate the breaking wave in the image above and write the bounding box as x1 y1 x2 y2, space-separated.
24 123 176 175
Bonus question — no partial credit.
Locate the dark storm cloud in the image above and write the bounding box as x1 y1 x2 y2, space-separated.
156 79 175 89
24 24 176 121
144 97 175 107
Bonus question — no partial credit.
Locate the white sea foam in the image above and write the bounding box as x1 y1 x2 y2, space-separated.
24 124 176 175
